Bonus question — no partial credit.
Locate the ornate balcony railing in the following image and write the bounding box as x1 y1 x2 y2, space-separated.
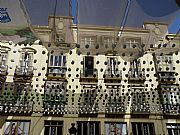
162 104 180 114
131 103 151 113
105 103 126 113
80 69 98 78
158 72 176 83
0 100 33 114
0 65 8 76
128 70 145 80
104 70 122 79
79 104 99 114
47 66 67 78
15 66 34 76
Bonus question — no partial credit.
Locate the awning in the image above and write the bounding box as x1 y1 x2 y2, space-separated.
0 0 37 44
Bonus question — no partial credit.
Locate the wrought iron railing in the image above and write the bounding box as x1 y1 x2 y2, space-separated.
80 69 98 78
0 65 8 75
158 72 176 80
48 66 67 75
104 70 122 78
128 70 145 79
131 103 151 113
162 104 180 114
15 66 34 76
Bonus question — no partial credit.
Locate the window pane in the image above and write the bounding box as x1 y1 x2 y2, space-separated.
105 123 127 135
44 126 50 135
63 56 66 66
54 56 59 66
50 55 54 66
4 121 30 135
59 56 62 66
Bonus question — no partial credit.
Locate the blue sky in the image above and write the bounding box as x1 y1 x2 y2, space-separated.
169 14 180 33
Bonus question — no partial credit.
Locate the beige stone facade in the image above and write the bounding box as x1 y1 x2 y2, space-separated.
0 16 180 135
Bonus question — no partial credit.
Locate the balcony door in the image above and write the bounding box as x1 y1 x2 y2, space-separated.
21 53 32 73
107 57 118 75
84 56 94 75
130 59 140 77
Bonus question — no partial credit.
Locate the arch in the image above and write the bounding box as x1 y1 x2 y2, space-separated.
1 45 11 52
21 47 37 53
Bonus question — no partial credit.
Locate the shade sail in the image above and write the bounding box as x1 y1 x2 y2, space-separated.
0 0 37 44
78 0 128 27
23 0 70 26
78 0 180 27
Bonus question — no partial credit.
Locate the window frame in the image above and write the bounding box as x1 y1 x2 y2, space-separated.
49 55 66 67
80 36 97 47
44 121 63 135
4 120 30 135
132 122 155 135
156 55 174 71
105 122 127 135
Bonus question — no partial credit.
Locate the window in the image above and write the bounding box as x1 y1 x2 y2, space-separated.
49 55 66 67
0 51 8 66
124 38 141 48
45 81 66 102
130 59 142 78
21 52 33 67
19 52 33 74
132 123 155 135
81 36 96 47
132 89 145 104
156 55 174 71
49 55 67 74
105 122 127 135
104 37 115 48
167 124 180 135
14 83 31 105
83 89 97 106
106 85 121 104
163 91 179 105
77 121 100 135
107 57 118 75
44 121 63 135
84 56 94 75
4 121 30 135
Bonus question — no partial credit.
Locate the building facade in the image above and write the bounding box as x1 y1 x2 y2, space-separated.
0 16 180 135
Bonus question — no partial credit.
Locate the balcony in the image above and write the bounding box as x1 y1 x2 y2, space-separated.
43 99 66 115
80 69 98 83
0 102 33 115
78 104 99 116
0 65 8 76
162 104 180 114
128 70 145 83
131 103 150 114
105 103 126 113
0 90 33 114
47 66 67 80
158 71 176 84
14 66 33 77
104 70 122 83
